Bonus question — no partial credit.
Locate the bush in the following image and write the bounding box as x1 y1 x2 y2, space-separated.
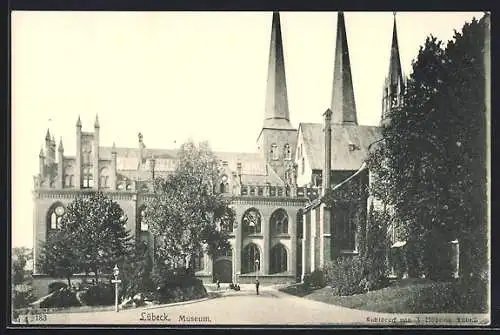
48 281 67 294
80 283 115 306
153 266 207 304
324 256 365 296
13 288 36 309
308 269 326 289
39 288 80 308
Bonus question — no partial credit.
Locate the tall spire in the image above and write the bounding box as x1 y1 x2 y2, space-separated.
331 12 358 125
45 129 51 141
388 12 404 91
381 12 405 125
76 115 82 128
58 137 64 152
263 11 293 129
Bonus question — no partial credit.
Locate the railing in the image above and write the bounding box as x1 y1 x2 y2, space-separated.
237 185 322 200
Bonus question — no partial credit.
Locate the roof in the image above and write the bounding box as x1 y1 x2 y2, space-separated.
299 122 382 171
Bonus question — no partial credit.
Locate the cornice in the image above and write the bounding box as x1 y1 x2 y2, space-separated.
231 196 307 207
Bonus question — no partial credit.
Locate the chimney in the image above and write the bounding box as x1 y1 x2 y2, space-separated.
322 109 333 195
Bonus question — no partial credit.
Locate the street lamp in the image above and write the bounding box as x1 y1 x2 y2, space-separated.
255 259 260 281
112 264 121 312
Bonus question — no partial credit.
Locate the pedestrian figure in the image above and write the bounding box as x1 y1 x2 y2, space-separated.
255 279 260 295
216 279 220 291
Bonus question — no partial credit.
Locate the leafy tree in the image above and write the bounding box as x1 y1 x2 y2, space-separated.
367 15 488 279
12 247 32 285
38 231 81 287
145 140 234 271
38 191 134 285
120 241 154 299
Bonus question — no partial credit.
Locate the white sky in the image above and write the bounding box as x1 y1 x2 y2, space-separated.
11 11 484 248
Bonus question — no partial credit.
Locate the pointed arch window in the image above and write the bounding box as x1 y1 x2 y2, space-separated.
270 244 287 274
100 167 110 188
242 243 260 274
271 209 289 235
139 205 148 231
242 208 262 235
284 144 291 160
47 203 65 231
82 143 92 164
270 144 279 160
83 167 93 188
64 166 74 188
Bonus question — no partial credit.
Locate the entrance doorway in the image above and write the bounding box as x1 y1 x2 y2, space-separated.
213 258 232 283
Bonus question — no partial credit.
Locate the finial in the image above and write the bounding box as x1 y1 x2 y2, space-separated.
138 132 143 142
393 11 396 18
58 137 64 152
39 147 44 157
112 142 117 154
76 115 82 127
94 114 100 128
45 129 51 141
323 108 332 119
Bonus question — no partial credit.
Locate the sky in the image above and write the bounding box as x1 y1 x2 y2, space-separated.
11 11 484 248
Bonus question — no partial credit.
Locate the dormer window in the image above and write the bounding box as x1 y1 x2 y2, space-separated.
271 144 279 160
284 144 291 160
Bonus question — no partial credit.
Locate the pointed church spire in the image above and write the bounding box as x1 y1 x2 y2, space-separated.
331 12 358 125
381 12 405 125
58 137 64 152
76 115 82 128
45 129 51 141
388 12 404 91
263 11 293 129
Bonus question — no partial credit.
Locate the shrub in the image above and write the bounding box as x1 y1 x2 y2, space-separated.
80 283 115 306
308 269 326 289
39 287 80 308
324 256 365 296
153 266 207 304
13 287 36 309
48 281 68 294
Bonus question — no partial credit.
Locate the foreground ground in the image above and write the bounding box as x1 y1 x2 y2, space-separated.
15 284 488 326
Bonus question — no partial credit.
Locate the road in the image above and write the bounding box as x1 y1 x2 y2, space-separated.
17 285 490 326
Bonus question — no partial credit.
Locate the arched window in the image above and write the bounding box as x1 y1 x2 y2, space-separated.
100 167 110 189
270 209 289 235
242 208 262 234
47 203 65 231
284 144 291 160
64 166 74 188
270 244 287 274
82 143 92 164
336 203 357 251
138 205 148 231
270 144 278 160
241 243 260 274
83 167 93 188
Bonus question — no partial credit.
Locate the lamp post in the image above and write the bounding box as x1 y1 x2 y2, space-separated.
112 264 121 312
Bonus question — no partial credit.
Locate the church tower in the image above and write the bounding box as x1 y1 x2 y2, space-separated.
331 12 358 125
257 11 297 180
381 13 405 127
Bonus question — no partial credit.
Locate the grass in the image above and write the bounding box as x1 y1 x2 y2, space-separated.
280 278 488 314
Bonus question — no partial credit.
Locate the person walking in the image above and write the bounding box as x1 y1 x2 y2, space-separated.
216 279 220 291
255 279 260 295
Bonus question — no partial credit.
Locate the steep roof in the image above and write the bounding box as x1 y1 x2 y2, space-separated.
299 123 381 171
263 12 294 130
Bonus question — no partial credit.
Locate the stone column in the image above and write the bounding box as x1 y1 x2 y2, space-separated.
301 210 310 281
233 210 242 283
289 209 297 278
262 212 270 275
310 207 317 273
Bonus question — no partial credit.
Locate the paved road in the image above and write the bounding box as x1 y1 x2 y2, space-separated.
18 285 489 326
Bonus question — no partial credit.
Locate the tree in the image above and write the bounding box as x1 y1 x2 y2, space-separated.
12 247 32 285
145 140 233 271
367 15 488 280
120 241 154 299
38 191 134 285
38 231 82 287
